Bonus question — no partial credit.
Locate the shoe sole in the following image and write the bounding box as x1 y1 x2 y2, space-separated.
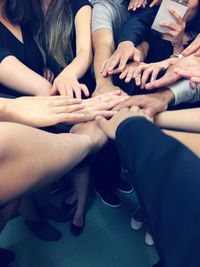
95 190 121 208
116 187 134 194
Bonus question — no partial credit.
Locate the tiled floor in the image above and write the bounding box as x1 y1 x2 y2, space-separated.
0 191 159 267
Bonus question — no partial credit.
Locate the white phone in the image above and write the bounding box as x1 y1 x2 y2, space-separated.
151 0 188 33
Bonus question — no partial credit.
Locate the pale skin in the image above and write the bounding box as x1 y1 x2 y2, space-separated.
92 28 122 97
0 3 51 96
96 106 200 157
102 0 198 82
128 0 162 11
100 0 163 75
48 2 92 98
0 120 107 206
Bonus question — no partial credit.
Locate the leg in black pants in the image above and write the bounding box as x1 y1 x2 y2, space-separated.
115 117 200 267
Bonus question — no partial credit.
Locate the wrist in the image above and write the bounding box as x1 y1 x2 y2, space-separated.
0 98 15 121
155 88 175 105
118 41 135 48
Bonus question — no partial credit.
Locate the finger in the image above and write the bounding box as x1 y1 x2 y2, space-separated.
130 105 140 113
141 68 152 88
125 71 134 83
57 113 88 124
191 76 200 83
71 81 82 99
54 98 82 106
95 116 114 138
100 59 109 73
133 48 141 63
135 73 142 87
97 110 117 117
119 69 128 80
112 102 129 111
195 48 200 56
149 0 158 7
151 67 161 82
50 85 58 96
117 56 130 72
182 33 200 56
109 68 123 75
132 64 145 79
168 8 182 23
56 103 85 113
142 0 147 7
189 79 197 89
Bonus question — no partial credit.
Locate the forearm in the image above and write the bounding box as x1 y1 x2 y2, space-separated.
0 56 51 96
92 29 115 87
155 108 200 133
164 129 200 157
0 122 93 204
62 49 92 80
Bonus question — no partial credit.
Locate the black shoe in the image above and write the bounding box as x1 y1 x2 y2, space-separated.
152 260 163 267
0 248 15 265
95 189 121 208
38 204 73 223
115 179 134 194
25 219 62 241
70 217 85 237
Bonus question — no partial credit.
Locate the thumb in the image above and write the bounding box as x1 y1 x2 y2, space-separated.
95 116 115 139
50 84 58 96
133 48 141 64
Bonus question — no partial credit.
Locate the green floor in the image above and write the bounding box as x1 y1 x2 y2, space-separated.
0 191 159 267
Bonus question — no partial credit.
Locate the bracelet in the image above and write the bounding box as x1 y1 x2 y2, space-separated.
170 53 183 59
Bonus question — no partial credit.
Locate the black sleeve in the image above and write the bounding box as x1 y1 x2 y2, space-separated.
118 5 159 46
0 47 13 62
116 117 200 266
71 0 92 18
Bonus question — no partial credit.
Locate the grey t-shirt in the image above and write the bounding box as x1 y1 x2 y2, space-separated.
89 0 130 39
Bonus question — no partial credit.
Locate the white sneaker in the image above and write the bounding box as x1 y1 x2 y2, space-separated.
145 232 155 246
130 208 145 230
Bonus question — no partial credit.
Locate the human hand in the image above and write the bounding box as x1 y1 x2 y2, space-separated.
116 62 140 83
112 93 169 117
50 72 89 98
132 58 178 88
80 91 129 119
100 41 142 77
128 0 147 11
92 83 126 97
182 33 200 56
128 0 162 11
70 121 108 152
96 106 152 139
7 96 95 127
160 8 185 53
43 67 54 83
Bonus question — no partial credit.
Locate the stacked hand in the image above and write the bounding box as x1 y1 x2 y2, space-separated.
96 106 152 139
128 0 162 11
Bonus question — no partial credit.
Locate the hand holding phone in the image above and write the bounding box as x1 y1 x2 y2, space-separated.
151 0 188 33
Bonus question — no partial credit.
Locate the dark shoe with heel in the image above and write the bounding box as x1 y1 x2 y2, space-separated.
70 216 85 236
25 219 62 241
0 247 15 266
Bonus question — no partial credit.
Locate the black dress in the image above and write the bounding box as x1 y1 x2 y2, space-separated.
0 22 44 97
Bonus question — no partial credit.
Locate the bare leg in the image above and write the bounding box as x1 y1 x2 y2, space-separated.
0 122 92 205
71 166 90 227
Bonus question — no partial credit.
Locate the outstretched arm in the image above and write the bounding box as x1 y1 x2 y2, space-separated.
0 55 51 96
155 108 200 133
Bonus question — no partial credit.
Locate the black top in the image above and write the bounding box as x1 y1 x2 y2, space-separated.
0 22 44 96
118 1 159 46
46 0 92 76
